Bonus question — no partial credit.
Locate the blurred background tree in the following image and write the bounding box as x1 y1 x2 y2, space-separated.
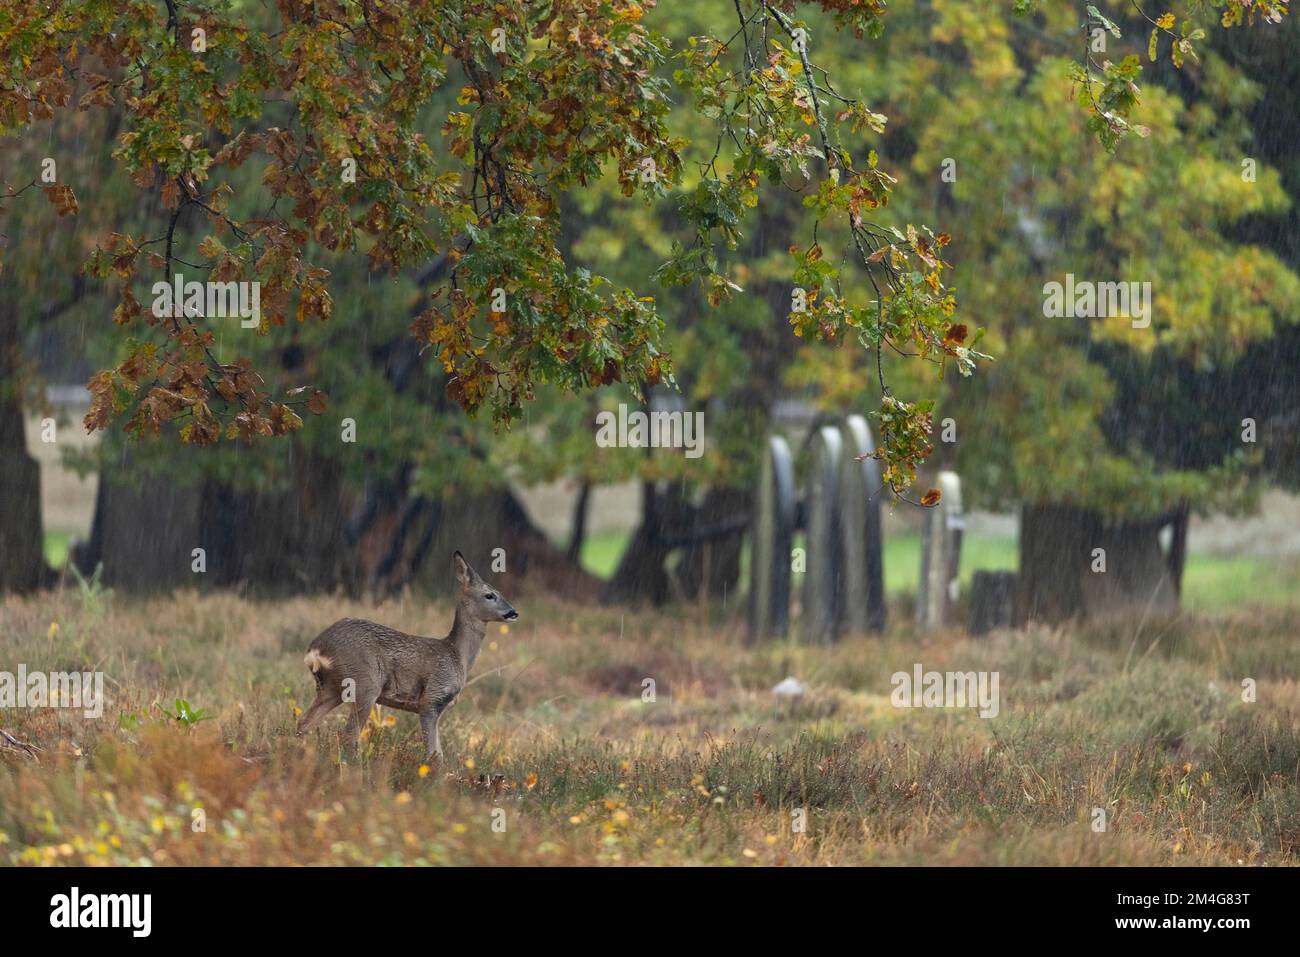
1 0 1294 622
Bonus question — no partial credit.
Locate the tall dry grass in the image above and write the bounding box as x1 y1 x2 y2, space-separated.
1 583 1297 865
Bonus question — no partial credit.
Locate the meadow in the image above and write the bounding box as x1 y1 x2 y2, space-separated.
1 573 1298 866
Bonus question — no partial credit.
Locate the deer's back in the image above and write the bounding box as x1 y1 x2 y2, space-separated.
308 617 458 693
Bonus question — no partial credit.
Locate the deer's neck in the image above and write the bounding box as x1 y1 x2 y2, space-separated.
449 604 487 675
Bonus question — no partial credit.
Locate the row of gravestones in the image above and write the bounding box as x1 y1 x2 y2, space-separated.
748 414 972 642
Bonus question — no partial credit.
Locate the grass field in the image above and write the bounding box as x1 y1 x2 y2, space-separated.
1 581 1297 866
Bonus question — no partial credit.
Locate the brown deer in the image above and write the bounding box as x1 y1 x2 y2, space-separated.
296 551 517 763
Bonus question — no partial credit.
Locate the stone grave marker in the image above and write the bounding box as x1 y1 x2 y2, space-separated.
748 435 796 641
802 425 845 644
917 470 964 631
839 414 887 633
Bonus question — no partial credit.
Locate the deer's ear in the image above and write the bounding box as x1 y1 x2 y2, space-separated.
453 551 472 588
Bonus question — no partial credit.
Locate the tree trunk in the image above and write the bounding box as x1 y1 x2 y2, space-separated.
0 300 50 593
201 446 360 593
566 480 591 564
676 485 749 605
1167 501 1190 597
88 466 202 590
603 480 677 605
1016 504 1179 624
83 442 358 593
408 486 603 600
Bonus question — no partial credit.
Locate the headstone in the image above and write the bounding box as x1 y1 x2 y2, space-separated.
968 570 1015 635
839 415 886 633
917 470 963 631
802 426 844 644
748 435 796 640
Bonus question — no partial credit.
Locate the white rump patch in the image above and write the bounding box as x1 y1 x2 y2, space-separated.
304 649 333 673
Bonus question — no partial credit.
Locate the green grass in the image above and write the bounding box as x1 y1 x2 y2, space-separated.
879 532 1018 596
43 531 71 569
579 529 630 579
1182 553 1300 611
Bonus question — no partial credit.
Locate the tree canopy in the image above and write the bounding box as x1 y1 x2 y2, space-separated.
0 0 1294 602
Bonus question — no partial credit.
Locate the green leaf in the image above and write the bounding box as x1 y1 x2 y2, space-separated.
1087 5 1122 38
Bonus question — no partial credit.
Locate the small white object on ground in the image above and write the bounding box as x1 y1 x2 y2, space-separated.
772 677 806 698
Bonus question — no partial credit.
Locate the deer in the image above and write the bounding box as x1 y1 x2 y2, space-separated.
295 551 517 763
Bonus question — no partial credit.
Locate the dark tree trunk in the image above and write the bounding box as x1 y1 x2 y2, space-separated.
83 443 358 593
566 480 591 565
603 480 678 605
203 446 359 592
88 467 202 590
0 301 50 593
676 485 749 604
1016 504 1179 625
406 485 603 600
1167 501 1190 597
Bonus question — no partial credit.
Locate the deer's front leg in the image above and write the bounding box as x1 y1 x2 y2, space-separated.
419 690 455 763
420 708 444 763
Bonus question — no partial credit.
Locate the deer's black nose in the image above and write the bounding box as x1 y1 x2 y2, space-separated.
504 610 519 621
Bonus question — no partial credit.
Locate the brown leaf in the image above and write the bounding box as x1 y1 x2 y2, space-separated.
42 184 78 216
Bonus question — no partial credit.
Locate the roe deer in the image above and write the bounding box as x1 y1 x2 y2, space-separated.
296 551 517 762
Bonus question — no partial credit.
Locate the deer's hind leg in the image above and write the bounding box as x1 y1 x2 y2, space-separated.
296 686 343 736
341 683 380 762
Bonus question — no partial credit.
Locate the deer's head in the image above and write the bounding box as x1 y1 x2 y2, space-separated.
454 551 519 623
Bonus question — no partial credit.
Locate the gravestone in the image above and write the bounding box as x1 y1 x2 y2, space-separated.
839 415 887 633
802 426 844 644
968 570 1015 635
917 470 964 631
748 435 796 641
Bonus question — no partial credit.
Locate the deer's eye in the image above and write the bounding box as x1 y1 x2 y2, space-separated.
484 592 496 600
